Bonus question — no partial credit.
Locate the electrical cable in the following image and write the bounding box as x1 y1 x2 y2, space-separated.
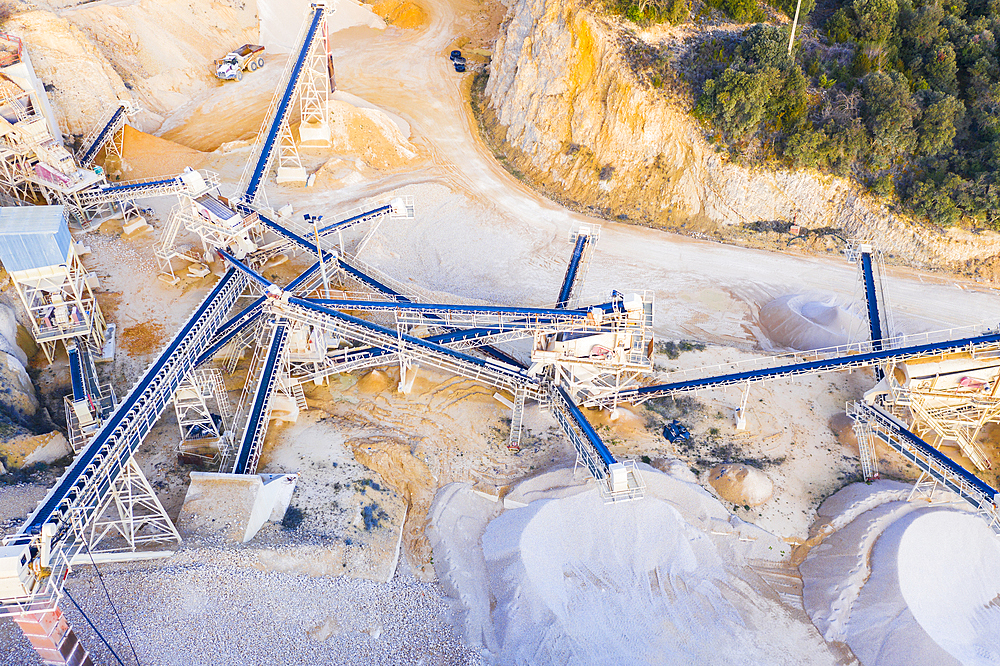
62 587 126 666
83 540 141 666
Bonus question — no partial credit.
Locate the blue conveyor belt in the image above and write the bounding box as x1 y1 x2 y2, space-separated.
306 298 595 321
555 385 616 467
232 320 289 475
68 345 85 403
624 330 1000 402
556 234 589 309
79 105 127 165
287 297 533 381
860 251 883 353
22 268 243 536
323 326 507 369
216 249 274 291
98 177 178 195
241 6 325 203
862 403 997 501
317 205 392 235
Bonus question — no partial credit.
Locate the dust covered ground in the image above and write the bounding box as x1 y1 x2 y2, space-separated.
3 0 1000 664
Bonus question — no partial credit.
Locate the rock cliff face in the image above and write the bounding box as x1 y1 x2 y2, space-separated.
485 0 1000 269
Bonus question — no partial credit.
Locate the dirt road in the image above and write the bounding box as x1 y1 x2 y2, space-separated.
311 1 1000 349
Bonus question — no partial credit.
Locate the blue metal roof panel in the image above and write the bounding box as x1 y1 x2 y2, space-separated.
0 205 70 272
195 194 238 221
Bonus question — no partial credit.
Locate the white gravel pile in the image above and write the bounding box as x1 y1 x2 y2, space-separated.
1 547 482 665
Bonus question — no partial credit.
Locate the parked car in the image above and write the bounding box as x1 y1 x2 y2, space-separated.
663 419 691 443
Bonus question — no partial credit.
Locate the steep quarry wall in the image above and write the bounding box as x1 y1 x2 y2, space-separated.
485 0 1000 270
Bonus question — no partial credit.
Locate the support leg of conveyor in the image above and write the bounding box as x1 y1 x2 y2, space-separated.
507 389 526 452
398 357 418 394
735 382 750 431
76 456 181 554
908 472 939 503
13 607 94 666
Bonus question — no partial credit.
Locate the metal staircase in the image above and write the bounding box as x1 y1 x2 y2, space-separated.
850 401 1000 532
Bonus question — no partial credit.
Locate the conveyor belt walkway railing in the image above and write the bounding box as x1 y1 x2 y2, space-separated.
550 385 617 480
237 4 325 204
610 323 1000 406
850 401 1000 533
13 268 248 554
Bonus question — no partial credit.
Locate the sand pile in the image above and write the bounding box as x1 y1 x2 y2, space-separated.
759 293 866 351
370 0 428 29
7 8 132 136
708 463 773 505
429 465 842 664
117 125 208 177
801 481 1000 665
327 100 419 171
259 0 385 53
15 0 258 135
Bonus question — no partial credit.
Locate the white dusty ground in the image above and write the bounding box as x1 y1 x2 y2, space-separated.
4 0 1000 664
801 482 1000 666
429 467 846 665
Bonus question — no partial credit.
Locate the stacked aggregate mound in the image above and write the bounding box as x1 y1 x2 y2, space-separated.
759 293 865 351
708 463 773 505
429 466 842 664
801 481 1000 665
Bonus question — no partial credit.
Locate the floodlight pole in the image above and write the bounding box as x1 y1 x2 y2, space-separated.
788 0 803 55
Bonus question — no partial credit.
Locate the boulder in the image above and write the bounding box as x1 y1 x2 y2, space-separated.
0 431 70 469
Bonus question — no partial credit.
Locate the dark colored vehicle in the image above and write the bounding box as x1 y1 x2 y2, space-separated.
450 49 462 60
663 419 691 443
454 62 466 73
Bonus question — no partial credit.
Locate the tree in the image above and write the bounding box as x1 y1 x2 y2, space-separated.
768 65 810 130
918 94 964 156
863 70 917 161
826 8 855 42
925 43 958 93
853 0 899 44
739 24 792 70
698 68 776 140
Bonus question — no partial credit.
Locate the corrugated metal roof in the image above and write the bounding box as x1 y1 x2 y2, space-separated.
0 205 71 272
195 194 238 221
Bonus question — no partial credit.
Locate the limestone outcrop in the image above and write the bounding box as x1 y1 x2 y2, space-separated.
485 0 1000 268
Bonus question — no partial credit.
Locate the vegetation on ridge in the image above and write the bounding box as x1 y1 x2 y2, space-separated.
609 0 1000 228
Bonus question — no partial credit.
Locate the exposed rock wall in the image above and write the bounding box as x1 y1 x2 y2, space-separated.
485 0 1000 268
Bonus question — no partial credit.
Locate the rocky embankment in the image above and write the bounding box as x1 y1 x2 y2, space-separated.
483 0 1000 273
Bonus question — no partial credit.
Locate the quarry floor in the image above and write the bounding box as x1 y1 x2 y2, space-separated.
4 0 1000 663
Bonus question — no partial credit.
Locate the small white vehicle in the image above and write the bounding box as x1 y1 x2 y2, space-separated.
215 44 265 82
